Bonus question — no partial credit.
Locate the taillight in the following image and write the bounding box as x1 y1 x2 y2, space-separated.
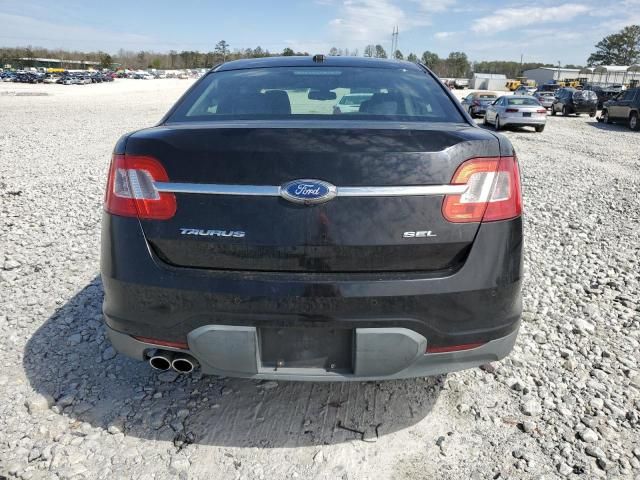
505 108 519 113
104 154 176 220
442 156 522 223
536 109 547 114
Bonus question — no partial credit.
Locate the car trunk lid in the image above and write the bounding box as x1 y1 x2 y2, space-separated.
125 123 502 273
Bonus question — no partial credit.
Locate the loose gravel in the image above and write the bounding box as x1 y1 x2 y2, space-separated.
1 82 639 480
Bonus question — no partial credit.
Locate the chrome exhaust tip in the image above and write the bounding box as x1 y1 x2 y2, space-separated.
149 351 174 371
171 354 198 374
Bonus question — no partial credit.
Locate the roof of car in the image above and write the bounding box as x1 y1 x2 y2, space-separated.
214 56 423 72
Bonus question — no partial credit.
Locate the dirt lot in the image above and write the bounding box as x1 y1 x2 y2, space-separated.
1 80 639 480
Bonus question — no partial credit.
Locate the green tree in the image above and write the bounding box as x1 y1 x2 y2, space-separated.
421 51 439 69
329 47 339 56
98 52 113 69
214 40 230 61
445 51 470 77
588 25 640 65
375 44 387 58
282 47 295 56
364 45 375 57
407 52 418 62
394 50 403 60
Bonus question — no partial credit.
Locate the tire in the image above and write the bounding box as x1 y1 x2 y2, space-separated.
602 110 610 124
562 106 569 117
468 107 475 118
550 104 556 116
535 125 545 133
495 116 501 131
629 112 640 131
589 111 596 118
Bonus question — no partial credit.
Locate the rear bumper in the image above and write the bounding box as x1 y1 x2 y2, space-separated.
107 322 519 381
101 214 523 380
502 116 546 126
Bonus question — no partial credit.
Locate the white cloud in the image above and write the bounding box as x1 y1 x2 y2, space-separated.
471 3 590 34
328 0 431 46
0 12 153 50
434 31 456 39
412 0 456 13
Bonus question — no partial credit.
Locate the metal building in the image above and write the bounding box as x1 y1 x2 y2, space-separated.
470 73 508 91
522 67 581 86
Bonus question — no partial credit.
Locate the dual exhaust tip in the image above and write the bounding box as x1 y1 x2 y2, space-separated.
149 351 198 374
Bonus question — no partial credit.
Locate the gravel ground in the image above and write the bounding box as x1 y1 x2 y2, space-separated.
1 81 639 480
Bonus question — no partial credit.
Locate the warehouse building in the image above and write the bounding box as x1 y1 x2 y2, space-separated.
470 73 508 91
522 67 581 85
14 57 100 69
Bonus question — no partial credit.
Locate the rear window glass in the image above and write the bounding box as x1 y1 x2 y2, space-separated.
507 98 540 106
167 66 464 123
478 94 497 99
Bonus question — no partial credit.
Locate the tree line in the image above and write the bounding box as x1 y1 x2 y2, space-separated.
2 25 638 76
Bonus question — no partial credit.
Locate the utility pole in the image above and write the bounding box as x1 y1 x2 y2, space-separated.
391 26 399 57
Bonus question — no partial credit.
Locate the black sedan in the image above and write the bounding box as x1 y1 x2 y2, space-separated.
101 56 523 381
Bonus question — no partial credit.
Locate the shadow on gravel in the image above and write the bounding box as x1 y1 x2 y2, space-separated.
586 121 633 132
478 123 538 134
23 277 443 448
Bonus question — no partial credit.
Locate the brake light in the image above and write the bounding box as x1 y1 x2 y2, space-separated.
536 109 547 114
104 154 176 220
442 156 522 223
426 342 485 354
133 336 188 349
505 108 519 113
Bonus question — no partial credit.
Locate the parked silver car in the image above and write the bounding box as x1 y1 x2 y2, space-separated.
514 85 536 96
533 91 555 109
484 95 547 132
460 91 499 118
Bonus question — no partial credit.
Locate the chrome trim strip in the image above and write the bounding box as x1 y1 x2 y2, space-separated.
337 185 467 196
154 182 467 197
155 183 280 196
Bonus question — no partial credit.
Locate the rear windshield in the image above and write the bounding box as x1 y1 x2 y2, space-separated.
507 98 540 106
167 66 464 123
478 94 497 99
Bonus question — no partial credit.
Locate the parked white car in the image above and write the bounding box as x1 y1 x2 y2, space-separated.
514 85 537 96
484 95 547 132
333 93 373 114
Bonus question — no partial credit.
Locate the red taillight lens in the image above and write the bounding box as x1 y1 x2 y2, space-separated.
426 342 485 354
536 109 547 114
104 154 176 220
442 156 522 223
133 336 188 349
505 108 519 113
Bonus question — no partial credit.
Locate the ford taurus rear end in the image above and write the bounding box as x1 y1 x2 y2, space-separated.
101 56 523 381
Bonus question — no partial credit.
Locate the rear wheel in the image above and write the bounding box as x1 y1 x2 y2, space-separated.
550 104 556 116
602 110 610 124
495 116 502 131
535 125 545 133
468 107 475 118
630 112 639 131
562 106 569 116
589 111 596 118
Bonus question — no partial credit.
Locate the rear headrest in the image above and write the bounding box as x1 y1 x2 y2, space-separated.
216 90 291 115
359 92 406 115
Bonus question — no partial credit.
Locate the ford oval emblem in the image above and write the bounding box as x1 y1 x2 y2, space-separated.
280 179 337 204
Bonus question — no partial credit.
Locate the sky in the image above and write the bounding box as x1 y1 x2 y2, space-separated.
1 0 639 65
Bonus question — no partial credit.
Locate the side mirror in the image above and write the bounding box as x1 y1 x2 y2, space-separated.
308 89 337 101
